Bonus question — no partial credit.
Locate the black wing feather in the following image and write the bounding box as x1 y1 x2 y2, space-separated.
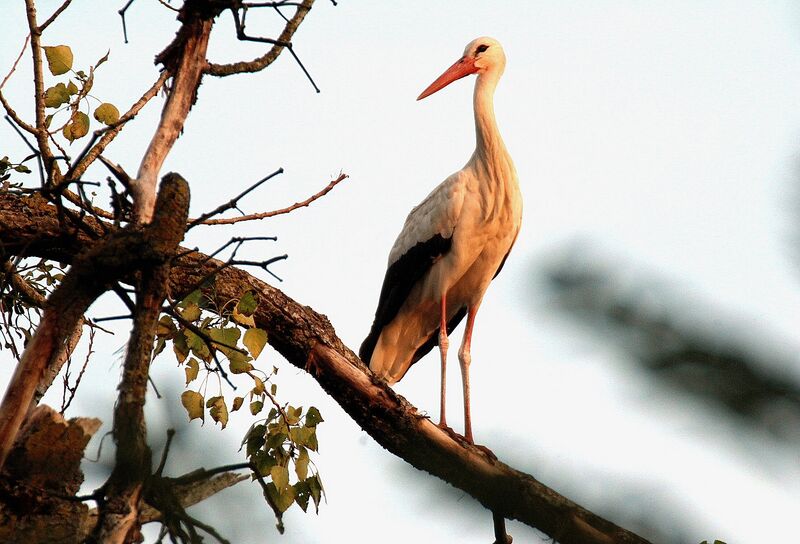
359 234 452 364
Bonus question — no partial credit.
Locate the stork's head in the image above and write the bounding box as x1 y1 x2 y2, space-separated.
417 37 506 101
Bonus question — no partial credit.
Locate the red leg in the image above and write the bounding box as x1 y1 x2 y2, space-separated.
438 295 449 428
458 306 478 443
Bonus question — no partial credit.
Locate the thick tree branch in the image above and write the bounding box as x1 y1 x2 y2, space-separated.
132 4 215 223
91 173 190 543
0 192 653 544
23 0 59 185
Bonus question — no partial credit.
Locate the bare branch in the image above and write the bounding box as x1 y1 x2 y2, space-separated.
205 0 314 77
39 0 73 32
187 167 284 228
118 0 136 44
195 173 348 226
0 34 30 91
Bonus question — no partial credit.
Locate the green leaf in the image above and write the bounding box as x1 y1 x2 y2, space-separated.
232 396 244 412
304 406 323 427
43 45 73 75
270 465 290 491
291 426 318 451
66 80 79 95
232 305 255 327
285 406 302 426
44 114 53 128
266 430 287 450
294 481 311 512
156 315 177 338
44 83 70 108
181 290 203 307
237 291 257 315
243 328 268 360
265 481 296 514
253 376 265 395
63 112 89 142
153 337 166 357
307 475 323 513
209 326 241 356
13 164 31 174
180 390 204 422
180 301 201 322
184 357 199 385
295 447 309 481
250 400 264 415
245 424 266 456
252 450 277 474
94 102 120 125
185 329 210 361
173 330 189 363
228 350 253 374
206 395 228 429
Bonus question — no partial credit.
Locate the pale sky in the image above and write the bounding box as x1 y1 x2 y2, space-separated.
3 2 800 543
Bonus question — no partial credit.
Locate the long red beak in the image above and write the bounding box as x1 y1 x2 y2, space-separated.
417 56 479 101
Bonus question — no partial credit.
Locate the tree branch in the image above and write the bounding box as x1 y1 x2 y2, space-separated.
132 1 219 223
205 0 314 77
191 172 348 226
91 173 190 542
23 0 58 185
0 192 654 544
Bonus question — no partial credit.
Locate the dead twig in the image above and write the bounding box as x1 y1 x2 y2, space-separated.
0 34 30 91
195 173 347 226
187 168 284 228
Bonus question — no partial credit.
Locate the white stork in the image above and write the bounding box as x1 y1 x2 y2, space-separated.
360 37 522 444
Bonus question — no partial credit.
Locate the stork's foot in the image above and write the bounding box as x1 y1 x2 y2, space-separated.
492 512 512 544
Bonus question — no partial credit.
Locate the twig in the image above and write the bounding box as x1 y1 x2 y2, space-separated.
205 0 314 78
156 0 178 12
229 6 319 92
60 325 94 414
155 429 175 476
230 256 287 282
93 314 133 323
39 0 73 32
0 34 30 91
187 168 284 228
171 462 252 485
118 0 136 44
196 173 348 225
4 115 44 184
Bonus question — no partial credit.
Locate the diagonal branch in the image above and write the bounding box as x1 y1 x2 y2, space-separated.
0 192 654 544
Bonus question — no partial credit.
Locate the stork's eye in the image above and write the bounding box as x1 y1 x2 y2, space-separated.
476 44 490 54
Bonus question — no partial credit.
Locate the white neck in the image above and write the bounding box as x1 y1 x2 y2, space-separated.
472 69 507 165
472 70 511 175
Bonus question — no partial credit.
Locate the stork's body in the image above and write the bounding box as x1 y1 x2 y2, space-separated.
360 37 521 443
